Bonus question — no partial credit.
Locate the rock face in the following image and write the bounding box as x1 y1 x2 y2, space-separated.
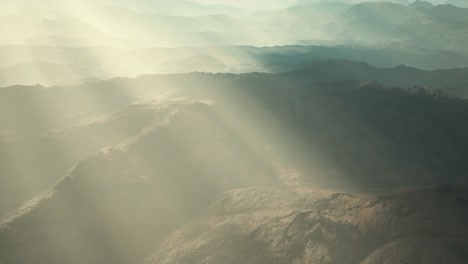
147 186 468 264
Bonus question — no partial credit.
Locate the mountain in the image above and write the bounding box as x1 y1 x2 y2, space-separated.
148 186 468 264
446 0 468 8
328 2 421 42
419 4 468 22
394 17 468 54
249 1 351 39
295 0 410 6
316 1 468 54
190 0 297 10
284 60 468 98
409 0 434 8
279 2 468 54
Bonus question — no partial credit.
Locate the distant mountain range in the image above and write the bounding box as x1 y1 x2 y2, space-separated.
2 45 468 86
295 0 411 5
295 0 468 8
446 0 468 8
2 1 468 53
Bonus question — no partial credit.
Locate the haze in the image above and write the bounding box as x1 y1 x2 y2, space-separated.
1 0 468 263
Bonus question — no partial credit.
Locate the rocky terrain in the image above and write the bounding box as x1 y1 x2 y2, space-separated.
148 186 468 264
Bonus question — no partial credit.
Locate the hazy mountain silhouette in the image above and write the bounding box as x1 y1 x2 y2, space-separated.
446 0 468 8
3 0 468 51
295 0 410 6
410 0 435 8
2 45 468 86
326 2 468 53
418 3 468 21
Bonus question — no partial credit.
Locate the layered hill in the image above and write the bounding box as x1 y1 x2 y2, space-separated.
3 0 468 52
2 45 468 86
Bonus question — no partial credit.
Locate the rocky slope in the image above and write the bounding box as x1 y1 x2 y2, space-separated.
147 186 468 264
